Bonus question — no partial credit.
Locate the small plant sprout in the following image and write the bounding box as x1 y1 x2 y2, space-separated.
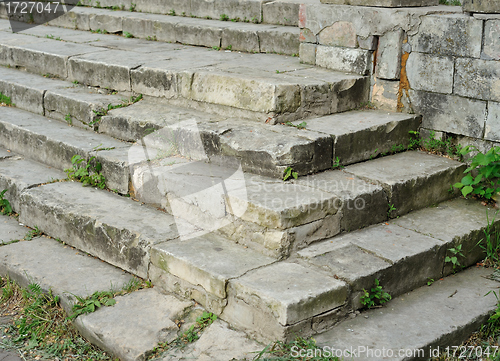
445 244 465 272
361 279 391 309
0 190 13 215
387 203 397 217
283 167 298 181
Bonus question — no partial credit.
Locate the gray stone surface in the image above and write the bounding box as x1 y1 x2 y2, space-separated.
223 262 347 340
0 216 28 244
345 151 465 217
410 90 487 138
320 0 438 5
409 14 482 58
406 52 454 94
455 58 500 102
316 45 372 75
0 157 65 212
76 289 192 361
19 182 184 278
163 320 262 361
150 234 275 301
315 267 499 360
0 237 134 312
371 78 400 111
393 198 496 275
318 21 357 48
485 101 500 141
376 30 403 80
483 20 500 60
0 106 132 193
296 110 421 165
463 0 500 13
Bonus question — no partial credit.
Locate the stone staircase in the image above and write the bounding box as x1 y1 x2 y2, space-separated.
0 1 498 360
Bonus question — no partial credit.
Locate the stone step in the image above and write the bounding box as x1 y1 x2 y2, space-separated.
2 6 300 55
314 266 498 361
0 65 130 130
0 19 369 122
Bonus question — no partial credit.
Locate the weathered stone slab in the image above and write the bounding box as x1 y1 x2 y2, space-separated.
150 234 274 301
318 21 357 48
0 216 28 244
0 157 65 212
299 42 316 64
0 66 46 115
393 198 496 275
221 27 259 53
454 58 500 102
296 110 421 165
316 45 372 75
122 15 177 43
223 262 347 340
0 237 134 312
482 20 500 60
406 52 454 94
315 267 499 360
410 90 487 138
463 0 500 13
19 182 184 278
258 26 300 55
76 289 192 361
376 30 404 80
263 0 306 26
294 169 387 232
409 14 482 58
175 20 223 48
485 101 500 141
344 151 465 217
320 0 438 6
89 13 123 33
371 78 400 110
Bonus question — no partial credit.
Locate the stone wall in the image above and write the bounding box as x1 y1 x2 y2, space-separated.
299 3 500 149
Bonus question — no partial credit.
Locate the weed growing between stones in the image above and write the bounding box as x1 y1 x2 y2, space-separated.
0 92 13 106
91 94 143 126
0 190 12 216
0 277 114 360
444 244 465 272
65 155 106 189
283 166 298 181
411 130 463 160
479 211 500 269
360 279 391 309
253 337 340 360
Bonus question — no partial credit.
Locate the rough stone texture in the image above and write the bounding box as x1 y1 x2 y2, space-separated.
0 216 28 244
0 157 65 212
0 237 134 313
371 78 400 110
410 90 487 138
299 42 316 64
150 234 274 301
345 151 465 217
0 67 45 115
406 52 454 94
320 0 438 5
483 20 500 60
315 267 499 360
316 45 372 75
318 21 357 48
455 58 500 102
263 0 304 26
163 320 262 361
409 14 482 58
376 30 404 80
223 262 347 341
76 289 192 361
258 27 300 55
393 198 496 276
19 182 184 278
296 110 421 165
0 107 132 193
89 13 123 33
485 101 500 141
463 0 500 13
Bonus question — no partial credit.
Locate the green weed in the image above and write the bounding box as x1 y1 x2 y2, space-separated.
361 279 391 309
332 157 342 170
387 203 397 217
123 31 134 38
24 226 42 241
65 155 106 189
65 113 72 125
285 121 307 130
283 166 298 181
479 210 500 268
0 92 13 106
69 291 116 320
0 189 12 215
445 244 465 272
220 13 229 21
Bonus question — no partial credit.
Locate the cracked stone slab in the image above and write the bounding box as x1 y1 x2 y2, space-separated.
0 237 134 312
162 320 262 361
0 156 66 212
294 110 421 166
223 262 347 341
315 267 499 360
76 288 192 361
393 198 496 275
150 234 275 301
0 215 28 244
0 106 132 193
19 182 186 278
344 151 465 217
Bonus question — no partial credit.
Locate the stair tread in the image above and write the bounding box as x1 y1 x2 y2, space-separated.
315 266 498 360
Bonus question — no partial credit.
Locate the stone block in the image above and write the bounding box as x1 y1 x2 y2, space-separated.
221 28 259 53
455 58 500 102
406 52 454 94
485 101 500 141
263 0 300 26
215 0 264 23
258 27 300 55
320 0 438 5
175 21 222 48
376 29 404 80
89 14 122 33
463 0 500 13
191 0 218 19
371 78 399 111
410 90 486 138
299 28 316 43
122 17 177 43
316 45 373 75
318 21 357 48
483 20 500 60
358 35 377 50
299 43 316 64
409 14 482 58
